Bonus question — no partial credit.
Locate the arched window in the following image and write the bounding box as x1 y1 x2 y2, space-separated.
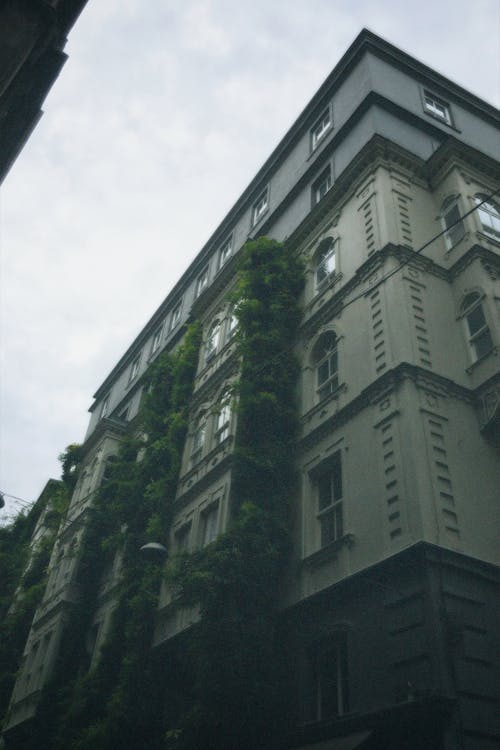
314 238 336 289
474 194 500 239
441 196 465 249
191 413 206 464
313 332 339 401
214 396 231 445
461 293 493 362
205 320 221 361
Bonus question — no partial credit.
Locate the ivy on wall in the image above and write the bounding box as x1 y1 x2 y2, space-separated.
0 447 78 727
169 237 304 750
3 237 304 750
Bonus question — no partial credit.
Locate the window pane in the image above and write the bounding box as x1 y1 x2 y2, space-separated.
317 361 330 386
320 512 336 546
319 647 340 718
467 305 487 336
473 329 493 359
318 475 332 510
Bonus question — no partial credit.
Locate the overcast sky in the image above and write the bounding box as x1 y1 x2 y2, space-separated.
0 0 499 522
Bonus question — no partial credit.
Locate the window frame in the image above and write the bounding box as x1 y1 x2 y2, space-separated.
174 521 192 553
100 394 110 419
474 193 500 239
218 236 233 269
313 331 339 403
307 632 349 721
441 195 465 250
251 188 269 227
205 320 221 362
312 166 332 206
199 503 219 547
190 413 207 465
315 451 343 548
196 266 210 297
314 237 337 291
169 301 182 331
422 90 452 126
310 107 332 151
128 352 141 384
214 398 231 446
460 292 494 363
150 324 164 356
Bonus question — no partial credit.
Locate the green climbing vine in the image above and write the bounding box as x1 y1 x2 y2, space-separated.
168 237 304 750
29 322 202 750
0 448 78 727
4 236 303 750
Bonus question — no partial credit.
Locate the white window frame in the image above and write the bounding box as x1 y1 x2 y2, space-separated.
128 352 141 384
314 238 337 290
313 331 339 402
311 108 332 151
423 90 452 125
150 324 163 356
252 189 268 227
218 236 232 269
214 398 231 445
170 301 182 331
196 266 210 297
474 194 500 239
312 166 332 206
441 195 465 250
205 320 221 362
199 502 219 547
100 394 110 419
460 292 494 363
191 414 206 465
316 451 343 547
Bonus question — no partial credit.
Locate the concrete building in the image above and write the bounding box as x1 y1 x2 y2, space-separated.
3 30 499 750
0 0 88 184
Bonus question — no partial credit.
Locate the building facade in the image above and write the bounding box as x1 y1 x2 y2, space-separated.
3 30 499 750
0 0 88 184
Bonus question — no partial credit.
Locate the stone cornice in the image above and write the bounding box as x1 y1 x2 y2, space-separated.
299 362 474 452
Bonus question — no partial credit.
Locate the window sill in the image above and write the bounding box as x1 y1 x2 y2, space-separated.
302 382 347 424
302 533 355 568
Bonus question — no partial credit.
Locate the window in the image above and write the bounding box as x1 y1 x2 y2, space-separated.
226 309 238 341
475 194 500 239
214 398 231 445
100 394 110 419
252 189 268 226
150 325 163 356
117 407 129 422
441 196 465 249
200 504 219 547
196 267 209 297
314 238 336 289
423 91 452 125
175 522 191 553
205 320 221 362
191 414 206 464
461 292 493 362
218 237 232 269
306 633 349 721
128 353 141 383
170 301 182 331
101 455 118 484
313 332 339 402
312 167 332 206
311 108 332 150
316 451 343 546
